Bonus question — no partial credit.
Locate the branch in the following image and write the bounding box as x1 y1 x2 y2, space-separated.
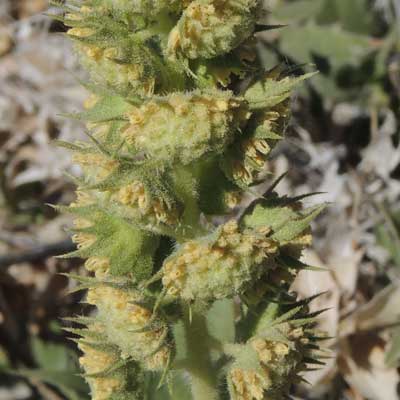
0 239 76 269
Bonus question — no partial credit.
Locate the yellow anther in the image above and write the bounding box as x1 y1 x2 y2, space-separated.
223 219 239 234
80 6 92 14
85 46 103 61
67 27 94 38
167 27 181 55
225 191 241 209
104 47 118 59
127 64 144 81
216 99 229 111
83 94 99 110
85 257 110 278
254 139 270 155
274 342 289 357
65 13 81 21
72 232 96 249
127 108 145 125
233 162 253 185
73 217 92 229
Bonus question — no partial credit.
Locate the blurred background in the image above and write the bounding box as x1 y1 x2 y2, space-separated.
0 0 399 399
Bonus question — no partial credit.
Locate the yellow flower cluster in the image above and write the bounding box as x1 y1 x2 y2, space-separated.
117 181 178 225
232 138 271 185
167 2 217 57
123 91 248 164
168 0 260 59
232 105 290 186
70 190 94 208
84 256 110 278
162 220 278 301
66 4 157 96
66 5 93 21
78 43 156 96
230 338 291 400
230 369 267 400
69 192 113 278
224 190 242 210
87 286 170 371
67 27 95 38
72 152 118 180
72 214 97 250
72 231 97 250
72 224 112 278
78 343 123 400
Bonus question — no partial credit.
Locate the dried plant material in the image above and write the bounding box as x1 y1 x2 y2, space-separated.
360 110 400 182
291 250 339 389
339 334 399 400
320 214 363 298
341 284 400 336
0 32 12 56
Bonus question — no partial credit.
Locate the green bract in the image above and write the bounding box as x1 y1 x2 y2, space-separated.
226 300 325 400
100 0 185 15
52 0 327 399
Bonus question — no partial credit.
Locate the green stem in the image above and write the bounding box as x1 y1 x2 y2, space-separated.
172 166 207 241
183 308 219 400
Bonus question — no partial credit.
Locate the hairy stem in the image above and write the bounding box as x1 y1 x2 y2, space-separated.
183 307 219 400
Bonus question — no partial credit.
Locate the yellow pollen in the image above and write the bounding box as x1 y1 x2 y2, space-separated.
205 5 215 14
118 182 146 206
253 154 265 167
290 328 304 339
73 217 92 229
225 191 241 209
257 226 271 236
67 27 94 38
254 139 270 154
128 304 151 325
85 257 110 277
215 99 229 111
65 13 81 21
127 108 145 125
167 27 181 54
167 286 179 296
71 190 94 207
211 247 225 259
231 369 266 400
274 342 289 357
91 377 123 400
127 64 144 81
233 162 252 184
79 343 122 400
80 6 92 14
103 47 118 59
72 232 96 249
223 220 239 234
84 94 99 110
85 46 103 61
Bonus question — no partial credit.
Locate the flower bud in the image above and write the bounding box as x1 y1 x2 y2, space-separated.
168 0 261 59
123 91 248 164
162 220 279 301
87 286 171 371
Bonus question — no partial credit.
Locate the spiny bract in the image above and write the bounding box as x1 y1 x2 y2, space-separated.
52 0 327 399
227 301 326 400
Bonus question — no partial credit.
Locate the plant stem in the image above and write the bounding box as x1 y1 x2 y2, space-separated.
183 307 219 400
